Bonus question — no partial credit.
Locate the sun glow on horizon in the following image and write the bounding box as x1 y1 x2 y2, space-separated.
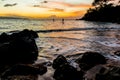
0 0 93 18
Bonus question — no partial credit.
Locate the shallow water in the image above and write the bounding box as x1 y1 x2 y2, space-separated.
0 19 120 61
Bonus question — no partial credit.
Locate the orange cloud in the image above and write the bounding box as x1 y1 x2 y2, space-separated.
32 1 92 15
72 4 92 8
0 1 92 18
49 8 64 12
42 1 92 8
33 1 92 9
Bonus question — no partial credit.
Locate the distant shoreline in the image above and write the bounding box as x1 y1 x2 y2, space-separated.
0 16 76 20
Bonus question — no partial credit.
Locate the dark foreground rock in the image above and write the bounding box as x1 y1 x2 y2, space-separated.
52 55 68 69
0 29 38 64
114 51 120 56
53 55 84 80
2 64 47 78
96 66 120 80
76 52 106 71
52 52 109 80
0 29 48 79
53 63 84 80
0 29 120 80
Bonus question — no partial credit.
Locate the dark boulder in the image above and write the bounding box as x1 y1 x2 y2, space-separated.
114 51 120 56
96 66 120 80
2 64 47 78
0 29 38 43
53 63 84 80
52 55 68 69
76 52 106 71
0 29 38 64
53 55 84 80
0 32 10 43
11 29 38 40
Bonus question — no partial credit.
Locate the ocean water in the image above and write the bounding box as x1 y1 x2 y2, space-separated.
0 19 120 61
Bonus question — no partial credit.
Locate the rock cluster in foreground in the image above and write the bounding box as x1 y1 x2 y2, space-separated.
0 29 47 79
53 52 120 80
0 29 120 80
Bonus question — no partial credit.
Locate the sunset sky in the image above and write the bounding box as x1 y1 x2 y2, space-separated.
0 0 93 18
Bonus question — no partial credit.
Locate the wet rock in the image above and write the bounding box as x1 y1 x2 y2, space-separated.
52 55 68 69
2 75 38 80
84 65 106 80
0 32 10 43
50 46 54 49
0 29 38 64
114 51 120 56
96 66 120 80
40 61 52 66
0 29 38 43
53 55 84 80
76 52 106 71
53 63 84 80
2 64 47 78
56 49 60 51
10 29 38 39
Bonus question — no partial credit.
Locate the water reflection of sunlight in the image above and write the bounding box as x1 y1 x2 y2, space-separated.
45 31 87 39
42 20 86 30
37 20 120 60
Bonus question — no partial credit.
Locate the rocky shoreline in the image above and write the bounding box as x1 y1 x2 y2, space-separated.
0 29 120 80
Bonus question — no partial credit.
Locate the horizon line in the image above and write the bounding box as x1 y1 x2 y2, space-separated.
0 16 82 19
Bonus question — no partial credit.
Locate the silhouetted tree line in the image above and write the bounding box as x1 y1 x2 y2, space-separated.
82 0 120 23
